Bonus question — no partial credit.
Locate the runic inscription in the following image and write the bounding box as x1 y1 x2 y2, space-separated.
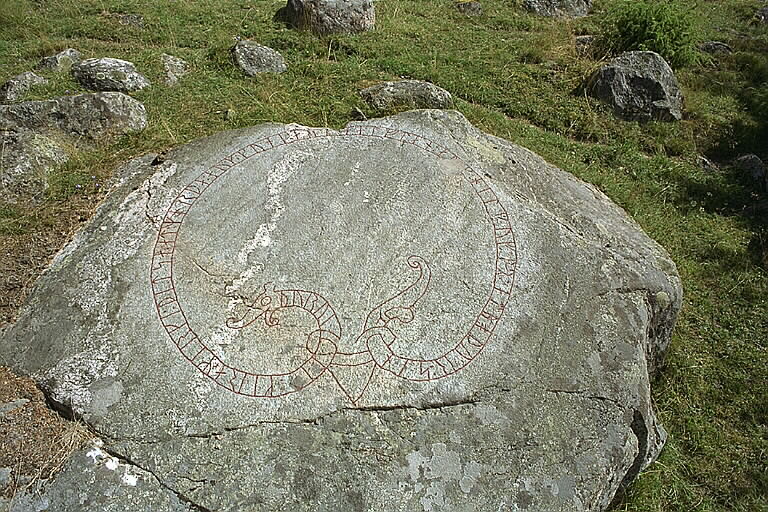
150 126 518 403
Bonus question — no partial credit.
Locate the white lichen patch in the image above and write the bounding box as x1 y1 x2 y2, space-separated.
404 443 485 511
85 440 140 487
237 150 311 262
40 344 118 416
465 136 506 165
473 404 512 427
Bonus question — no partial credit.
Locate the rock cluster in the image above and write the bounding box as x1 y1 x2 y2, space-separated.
0 93 147 200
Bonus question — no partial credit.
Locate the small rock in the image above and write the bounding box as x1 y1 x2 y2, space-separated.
71 57 151 92
0 398 30 416
231 41 287 76
456 1 483 16
360 80 454 111
36 48 82 72
575 35 595 57
103 12 145 29
523 0 592 18
161 53 189 86
0 72 47 104
277 0 375 35
697 155 719 173
585 51 683 122
734 154 766 181
699 41 732 55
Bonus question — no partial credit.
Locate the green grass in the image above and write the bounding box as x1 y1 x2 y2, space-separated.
1 0 767 510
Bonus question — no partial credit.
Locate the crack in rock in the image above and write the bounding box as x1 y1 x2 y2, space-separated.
100 445 212 512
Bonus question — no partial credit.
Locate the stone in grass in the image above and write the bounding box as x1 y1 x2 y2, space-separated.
71 57 150 92
161 53 189 86
734 154 766 186
585 51 683 122
575 35 596 57
1 109 681 511
0 92 147 201
0 72 47 104
231 41 287 76
360 79 453 111
0 92 147 139
0 129 67 202
699 41 733 55
523 0 592 18
36 48 83 72
112 13 145 29
277 0 375 35
697 155 719 173
456 1 483 16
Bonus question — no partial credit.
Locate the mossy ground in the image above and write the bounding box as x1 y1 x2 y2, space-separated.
1 0 766 510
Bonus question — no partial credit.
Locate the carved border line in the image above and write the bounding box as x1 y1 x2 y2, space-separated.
150 125 518 397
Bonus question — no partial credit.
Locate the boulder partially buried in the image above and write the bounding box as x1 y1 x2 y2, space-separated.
360 80 454 111
231 41 287 76
278 0 375 35
456 1 483 16
0 72 47 104
0 92 147 200
0 129 67 201
699 41 732 55
0 92 147 139
160 53 190 86
523 0 592 17
0 110 681 511
72 57 150 92
36 48 82 72
585 51 683 121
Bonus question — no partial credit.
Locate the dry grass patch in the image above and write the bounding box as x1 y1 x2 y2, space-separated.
0 367 90 499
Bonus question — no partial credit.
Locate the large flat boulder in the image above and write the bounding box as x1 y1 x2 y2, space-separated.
0 110 681 511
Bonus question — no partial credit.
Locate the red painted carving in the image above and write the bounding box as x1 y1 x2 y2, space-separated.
150 126 518 402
